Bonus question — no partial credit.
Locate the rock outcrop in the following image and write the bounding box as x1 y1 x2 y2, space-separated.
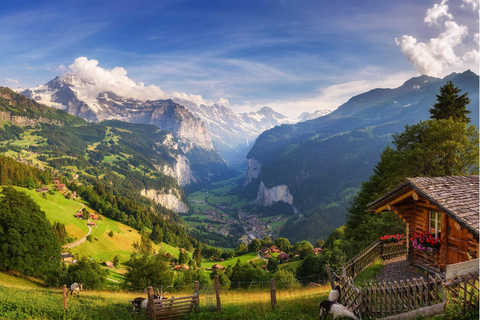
254 180 293 206
140 189 189 213
244 158 262 186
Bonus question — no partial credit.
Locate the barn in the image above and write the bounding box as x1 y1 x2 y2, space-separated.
367 176 479 272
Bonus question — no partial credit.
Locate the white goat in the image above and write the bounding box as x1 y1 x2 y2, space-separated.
328 285 341 302
67 282 83 296
129 293 168 313
319 300 360 320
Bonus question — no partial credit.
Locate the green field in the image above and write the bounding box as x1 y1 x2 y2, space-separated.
202 252 259 270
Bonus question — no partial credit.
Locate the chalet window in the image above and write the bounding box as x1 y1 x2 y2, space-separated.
429 211 442 239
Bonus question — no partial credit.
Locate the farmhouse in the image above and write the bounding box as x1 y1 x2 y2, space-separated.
277 253 290 263
211 264 225 271
75 212 83 219
56 183 66 191
61 252 73 263
88 221 97 227
104 261 114 268
36 186 49 193
367 176 479 272
90 213 98 220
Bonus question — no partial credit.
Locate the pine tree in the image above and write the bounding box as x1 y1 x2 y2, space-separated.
0 187 61 279
430 81 471 123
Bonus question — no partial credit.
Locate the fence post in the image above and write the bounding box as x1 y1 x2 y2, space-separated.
326 265 335 289
194 281 200 313
148 286 155 320
214 275 221 312
270 278 277 309
63 284 67 310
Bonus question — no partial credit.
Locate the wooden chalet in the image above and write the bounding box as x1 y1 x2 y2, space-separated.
367 176 479 272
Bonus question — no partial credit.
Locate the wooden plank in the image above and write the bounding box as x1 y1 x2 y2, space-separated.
154 302 194 311
445 258 479 280
156 306 193 315
377 303 445 320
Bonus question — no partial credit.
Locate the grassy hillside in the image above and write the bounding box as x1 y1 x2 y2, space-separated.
11 186 178 270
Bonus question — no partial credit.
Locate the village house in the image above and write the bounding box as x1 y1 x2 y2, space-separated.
174 264 189 271
74 212 83 219
211 264 225 271
277 253 290 263
367 176 479 272
313 247 323 255
88 221 97 227
269 245 280 253
56 183 66 191
90 213 98 220
104 261 114 269
36 186 49 193
61 253 73 264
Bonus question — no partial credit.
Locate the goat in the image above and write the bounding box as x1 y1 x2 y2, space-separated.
328 285 341 302
319 300 360 320
67 282 83 296
129 293 168 313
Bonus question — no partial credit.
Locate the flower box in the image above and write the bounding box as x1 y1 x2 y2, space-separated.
383 240 405 247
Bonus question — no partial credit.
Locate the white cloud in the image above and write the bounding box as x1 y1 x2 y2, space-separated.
66 57 227 107
424 0 453 26
461 0 479 11
396 21 468 76
396 0 477 77
5 78 19 84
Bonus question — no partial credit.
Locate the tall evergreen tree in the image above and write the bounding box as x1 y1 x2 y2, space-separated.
0 187 61 279
430 81 471 123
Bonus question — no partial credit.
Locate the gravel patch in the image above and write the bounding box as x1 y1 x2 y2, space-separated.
375 256 428 284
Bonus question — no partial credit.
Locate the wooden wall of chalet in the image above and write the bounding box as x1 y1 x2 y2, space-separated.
389 192 479 269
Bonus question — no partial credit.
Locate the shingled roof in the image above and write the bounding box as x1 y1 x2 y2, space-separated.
368 176 479 236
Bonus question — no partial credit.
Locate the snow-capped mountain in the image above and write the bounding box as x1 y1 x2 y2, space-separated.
239 107 294 132
18 73 302 166
20 75 214 152
17 74 241 185
297 109 333 122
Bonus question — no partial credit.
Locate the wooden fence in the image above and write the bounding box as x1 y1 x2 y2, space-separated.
343 240 407 279
340 272 444 318
148 282 200 320
339 259 480 319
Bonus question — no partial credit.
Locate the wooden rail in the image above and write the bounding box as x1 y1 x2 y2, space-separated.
343 241 407 279
148 283 199 320
340 274 444 318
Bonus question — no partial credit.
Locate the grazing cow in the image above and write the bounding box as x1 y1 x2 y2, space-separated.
67 282 83 296
319 300 360 320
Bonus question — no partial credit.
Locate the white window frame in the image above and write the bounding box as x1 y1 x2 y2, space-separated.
429 211 441 239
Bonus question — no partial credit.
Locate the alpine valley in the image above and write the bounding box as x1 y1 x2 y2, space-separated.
7 69 479 244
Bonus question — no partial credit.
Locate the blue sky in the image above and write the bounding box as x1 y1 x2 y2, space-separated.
0 0 478 117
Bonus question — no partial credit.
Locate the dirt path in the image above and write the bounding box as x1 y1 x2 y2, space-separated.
375 256 427 283
62 219 92 249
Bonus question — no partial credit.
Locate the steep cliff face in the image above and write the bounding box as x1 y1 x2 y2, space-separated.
155 154 196 186
254 180 293 206
140 189 189 213
244 158 262 186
